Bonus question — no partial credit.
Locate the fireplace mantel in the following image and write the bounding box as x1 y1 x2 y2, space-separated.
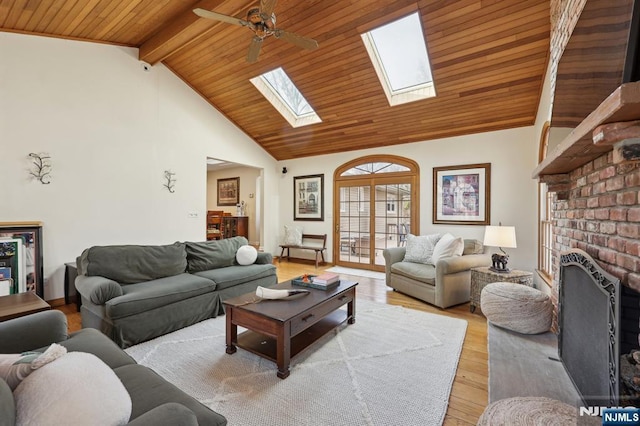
533 81 640 178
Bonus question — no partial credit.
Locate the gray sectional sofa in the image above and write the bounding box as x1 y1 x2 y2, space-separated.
0 310 226 425
76 236 277 348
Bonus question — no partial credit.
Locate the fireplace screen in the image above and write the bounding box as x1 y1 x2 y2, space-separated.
558 249 620 407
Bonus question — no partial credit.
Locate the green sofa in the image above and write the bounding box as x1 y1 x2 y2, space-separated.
76 236 277 348
0 310 226 425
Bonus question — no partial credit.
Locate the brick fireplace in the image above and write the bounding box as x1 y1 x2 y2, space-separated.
547 153 640 350
540 0 640 339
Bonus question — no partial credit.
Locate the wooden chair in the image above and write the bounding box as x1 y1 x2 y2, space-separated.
207 210 224 240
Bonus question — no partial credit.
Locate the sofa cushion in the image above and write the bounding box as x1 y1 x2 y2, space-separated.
463 239 484 255
431 233 464 264
115 364 227 426
106 273 216 319
80 243 187 284
194 264 277 291
0 379 14 426
391 262 436 286
14 352 132 426
186 237 248 272
403 234 442 264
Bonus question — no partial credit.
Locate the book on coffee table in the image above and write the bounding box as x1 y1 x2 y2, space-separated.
312 272 339 285
291 274 340 290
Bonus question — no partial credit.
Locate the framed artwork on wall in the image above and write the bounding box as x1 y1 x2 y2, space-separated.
294 174 324 221
0 222 44 297
217 177 240 206
433 163 491 225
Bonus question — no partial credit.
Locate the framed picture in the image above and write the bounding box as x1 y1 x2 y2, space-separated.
0 223 44 297
294 174 324 221
217 177 240 206
433 163 490 225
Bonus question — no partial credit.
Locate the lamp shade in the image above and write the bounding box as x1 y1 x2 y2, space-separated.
483 226 517 248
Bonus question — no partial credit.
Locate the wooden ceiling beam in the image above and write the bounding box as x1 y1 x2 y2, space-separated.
138 0 248 65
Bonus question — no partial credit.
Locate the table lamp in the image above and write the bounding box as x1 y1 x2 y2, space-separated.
483 225 517 273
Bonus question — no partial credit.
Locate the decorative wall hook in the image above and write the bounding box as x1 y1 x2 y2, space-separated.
28 153 52 184
163 170 176 193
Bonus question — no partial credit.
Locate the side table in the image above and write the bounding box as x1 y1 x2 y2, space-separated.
0 292 51 321
470 266 533 313
64 262 80 312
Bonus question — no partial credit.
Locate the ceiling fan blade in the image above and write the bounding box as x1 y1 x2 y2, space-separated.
193 8 249 27
247 37 263 63
274 30 319 50
259 0 278 18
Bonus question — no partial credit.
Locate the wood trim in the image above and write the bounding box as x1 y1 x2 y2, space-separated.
533 81 640 177
0 221 43 227
333 155 419 271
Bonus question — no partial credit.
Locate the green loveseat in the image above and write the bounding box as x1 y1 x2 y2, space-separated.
383 239 491 309
76 236 276 348
0 310 226 425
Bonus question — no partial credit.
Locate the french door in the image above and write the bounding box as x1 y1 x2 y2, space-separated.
333 156 419 271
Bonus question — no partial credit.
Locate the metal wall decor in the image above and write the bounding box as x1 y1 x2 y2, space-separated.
28 153 52 184
163 170 176 193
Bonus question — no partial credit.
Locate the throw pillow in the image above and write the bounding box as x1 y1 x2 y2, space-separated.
236 245 258 265
403 233 442 264
186 236 248 272
431 233 465 265
463 239 484 255
14 352 132 426
284 225 303 245
0 343 66 390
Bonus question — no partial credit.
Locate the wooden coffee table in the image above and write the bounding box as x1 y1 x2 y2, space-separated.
0 292 51 321
223 279 357 379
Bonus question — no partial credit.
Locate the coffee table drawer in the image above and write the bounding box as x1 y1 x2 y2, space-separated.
290 291 353 336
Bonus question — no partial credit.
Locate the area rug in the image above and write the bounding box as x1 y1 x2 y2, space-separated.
325 266 386 280
125 299 467 426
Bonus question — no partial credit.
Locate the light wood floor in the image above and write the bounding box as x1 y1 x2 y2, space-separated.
56 260 488 425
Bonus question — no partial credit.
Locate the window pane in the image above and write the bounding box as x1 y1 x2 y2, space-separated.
368 13 433 92
261 68 314 116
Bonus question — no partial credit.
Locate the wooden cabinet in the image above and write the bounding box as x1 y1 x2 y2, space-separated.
222 216 248 239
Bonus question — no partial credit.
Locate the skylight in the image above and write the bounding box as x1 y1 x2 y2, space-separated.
362 12 436 106
250 67 321 128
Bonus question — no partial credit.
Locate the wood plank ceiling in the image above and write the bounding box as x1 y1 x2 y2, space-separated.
0 0 550 160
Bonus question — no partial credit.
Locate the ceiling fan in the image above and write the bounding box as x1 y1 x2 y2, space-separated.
193 0 319 63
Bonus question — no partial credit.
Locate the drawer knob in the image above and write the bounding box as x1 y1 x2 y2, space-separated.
302 314 314 322
339 295 348 301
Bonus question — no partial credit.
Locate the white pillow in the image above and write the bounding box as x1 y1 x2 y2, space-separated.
14 352 132 426
236 245 258 265
431 233 464 265
284 225 303 245
403 233 442 264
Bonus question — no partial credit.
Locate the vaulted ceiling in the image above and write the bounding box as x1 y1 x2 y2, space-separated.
0 0 550 160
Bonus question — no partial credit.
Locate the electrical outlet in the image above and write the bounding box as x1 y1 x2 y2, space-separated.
188 212 198 218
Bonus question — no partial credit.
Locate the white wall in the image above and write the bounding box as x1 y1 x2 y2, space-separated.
277 126 540 272
0 32 278 301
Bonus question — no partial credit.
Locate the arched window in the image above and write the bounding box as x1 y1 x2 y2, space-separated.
334 155 419 271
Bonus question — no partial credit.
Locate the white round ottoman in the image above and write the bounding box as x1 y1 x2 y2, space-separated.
481 282 552 334
477 397 577 426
